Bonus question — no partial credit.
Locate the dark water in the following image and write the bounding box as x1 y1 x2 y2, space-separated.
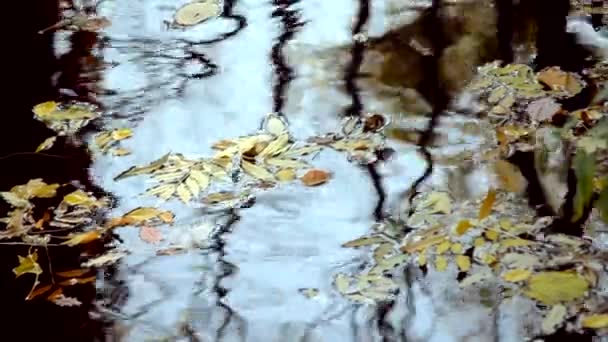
2 0 109 339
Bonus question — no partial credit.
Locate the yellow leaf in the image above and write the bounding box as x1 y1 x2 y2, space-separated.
276 168 296 182
474 237 486 247
418 252 427 266
525 271 589 305
111 148 131 156
241 160 275 181
13 251 43 278
0 192 30 208
265 158 308 169
456 255 471 271
335 273 351 294
478 189 497 220
454 219 473 236
502 269 532 282
62 230 101 246
146 184 176 200
110 128 133 141
450 243 464 254
484 229 499 241
157 211 175 224
10 179 59 200
401 234 446 253
436 240 451 254
494 160 526 193
114 152 171 181
420 192 452 214
480 253 497 265
581 314 608 329
174 1 221 26
32 101 59 117
259 133 290 158
342 236 385 248
94 132 113 150
435 256 448 272
185 176 200 196
264 114 288 135
36 136 57 153
63 190 97 207
123 207 172 224
176 183 192 203
542 305 567 334
373 243 394 262
189 169 210 191
499 238 533 250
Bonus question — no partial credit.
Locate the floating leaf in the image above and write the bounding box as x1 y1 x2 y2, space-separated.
276 168 296 182
435 240 451 254
263 114 288 135
502 269 532 282
501 253 540 269
573 149 596 222
454 219 473 236
114 153 171 181
81 249 127 267
542 305 567 335
581 314 608 329
455 255 471 271
525 271 589 305
139 226 163 244
342 236 385 248
146 183 177 200
241 160 275 182
1 192 31 208
32 101 59 117
334 273 351 294
526 97 562 123
450 243 464 254
298 288 320 299
111 128 133 141
174 1 221 26
62 230 102 246
118 207 174 226
26 284 53 300
111 148 131 156
537 66 583 96
460 270 493 288
301 169 331 186
52 294 82 307
420 192 452 214
478 189 497 220
63 190 98 207
401 234 446 253
13 251 43 278
56 269 91 278
36 136 57 152
484 228 499 241
435 255 448 272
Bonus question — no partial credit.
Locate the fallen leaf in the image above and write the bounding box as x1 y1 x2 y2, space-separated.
301 169 331 186
52 294 82 307
32 101 59 117
342 236 385 248
335 273 351 294
111 148 131 156
456 255 471 271
501 253 540 268
420 192 452 214
460 270 493 287
36 136 57 153
401 234 447 253
478 189 497 220
81 249 127 267
450 243 464 254
502 269 532 282
1 192 31 208
59 275 96 286
276 168 296 182
176 183 193 203
13 251 43 278
435 255 448 272
537 66 583 96
264 114 288 135
581 314 608 329
573 149 596 222
526 97 562 123
63 190 98 207
484 228 500 241
298 288 320 299
174 1 221 26
156 247 187 256
241 160 275 182
110 128 133 141
494 160 527 193
114 152 171 181
542 305 567 334
10 179 59 199
525 271 589 305
62 230 102 246
139 226 163 244
435 240 451 254
454 219 473 236
56 269 91 278
122 207 174 225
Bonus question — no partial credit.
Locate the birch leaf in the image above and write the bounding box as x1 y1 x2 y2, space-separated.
189 170 210 190
525 271 589 305
36 136 57 152
241 160 275 181
146 183 176 200
176 183 192 203
13 251 43 278
185 176 200 195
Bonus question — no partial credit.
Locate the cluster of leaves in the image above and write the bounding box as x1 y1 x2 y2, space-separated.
0 178 180 305
112 113 388 209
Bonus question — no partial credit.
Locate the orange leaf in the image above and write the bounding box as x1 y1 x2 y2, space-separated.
26 284 53 300
47 288 63 301
478 189 497 220
139 226 163 244
59 275 96 286
56 269 91 278
454 219 473 236
301 169 331 186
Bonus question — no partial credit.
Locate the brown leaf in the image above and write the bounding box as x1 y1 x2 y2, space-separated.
62 230 102 246
139 226 163 244
537 67 583 96
301 169 331 186
26 284 53 300
494 160 527 193
56 269 91 278
478 189 497 220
